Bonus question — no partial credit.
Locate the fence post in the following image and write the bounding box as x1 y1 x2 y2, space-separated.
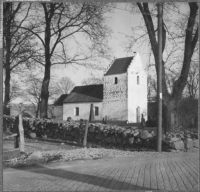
18 114 25 152
83 120 89 147
14 116 19 148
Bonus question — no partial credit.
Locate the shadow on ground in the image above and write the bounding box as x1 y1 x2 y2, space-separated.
15 165 153 191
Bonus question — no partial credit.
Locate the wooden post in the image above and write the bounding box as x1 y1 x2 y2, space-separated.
18 114 25 152
83 120 89 147
157 3 163 152
14 116 19 148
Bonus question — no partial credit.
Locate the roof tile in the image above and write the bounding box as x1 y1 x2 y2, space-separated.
105 57 133 76
63 84 103 103
54 94 68 106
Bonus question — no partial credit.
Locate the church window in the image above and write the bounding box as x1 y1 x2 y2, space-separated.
95 107 99 116
114 77 118 84
75 107 79 116
137 76 140 85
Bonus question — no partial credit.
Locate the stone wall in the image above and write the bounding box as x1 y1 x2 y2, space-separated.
103 73 128 121
3 115 199 152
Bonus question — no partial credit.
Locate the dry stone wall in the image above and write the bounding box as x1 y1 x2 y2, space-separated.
3 115 199 152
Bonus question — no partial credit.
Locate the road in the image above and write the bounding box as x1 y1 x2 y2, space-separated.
3 152 199 191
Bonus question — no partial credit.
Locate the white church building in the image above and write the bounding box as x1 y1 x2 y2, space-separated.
54 52 147 123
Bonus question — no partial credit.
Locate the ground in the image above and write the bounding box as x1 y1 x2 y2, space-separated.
3 138 199 191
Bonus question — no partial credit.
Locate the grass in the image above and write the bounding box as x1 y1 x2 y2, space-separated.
3 136 82 168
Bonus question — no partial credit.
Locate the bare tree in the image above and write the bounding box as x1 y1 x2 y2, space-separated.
147 75 157 102
21 2 111 118
127 3 198 131
54 77 75 95
9 80 22 102
21 73 57 118
184 62 199 99
82 77 103 85
3 2 36 115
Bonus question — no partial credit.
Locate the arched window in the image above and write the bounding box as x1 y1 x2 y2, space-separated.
137 76 139 85
114 77 118 84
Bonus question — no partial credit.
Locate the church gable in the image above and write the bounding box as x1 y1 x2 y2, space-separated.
104 56 134 76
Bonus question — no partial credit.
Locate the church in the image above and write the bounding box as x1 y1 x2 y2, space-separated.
54 52 147 123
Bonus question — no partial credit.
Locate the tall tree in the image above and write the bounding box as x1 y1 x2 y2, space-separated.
3 2 35 114
133 3 198 131
22 2 111 118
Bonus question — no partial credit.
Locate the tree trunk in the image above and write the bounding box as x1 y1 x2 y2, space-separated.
40 66 50 118
165 100 179 132
137 2 198 132
39 4 52 119
4 67 11 115
3 5 12 115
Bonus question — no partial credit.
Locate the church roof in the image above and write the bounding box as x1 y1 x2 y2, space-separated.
54 94 69 106
104 56 134 76
63 84 103 103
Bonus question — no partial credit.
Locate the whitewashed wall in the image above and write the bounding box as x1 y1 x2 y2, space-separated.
127 53 148 123
53 106 63 120
63 102 103 121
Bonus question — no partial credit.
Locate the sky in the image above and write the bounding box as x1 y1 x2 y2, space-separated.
52 3 149 86
10 2 191 104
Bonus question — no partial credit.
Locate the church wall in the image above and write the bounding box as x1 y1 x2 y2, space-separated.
102 73 128 121
53 106 63 120
63 102 103 121
127 53 148 123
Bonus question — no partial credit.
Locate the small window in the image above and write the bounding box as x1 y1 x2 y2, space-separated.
114 77 118 84
75 107 79 116
137 76 139 85
95 107 99 116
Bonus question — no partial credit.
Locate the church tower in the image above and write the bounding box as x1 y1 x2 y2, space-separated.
102 52 147 123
